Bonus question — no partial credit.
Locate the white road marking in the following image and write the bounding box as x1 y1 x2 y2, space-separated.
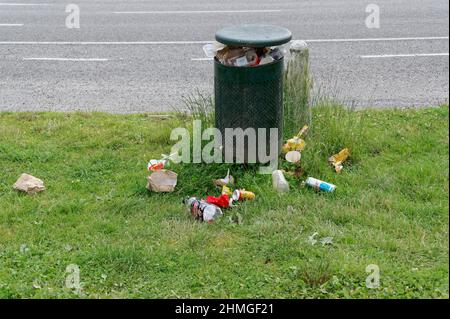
0 36 447 45
361 53 449 58
0 24 23 26
113 10 282 14
23 58 109 62
0 3 50 5
307 36 449 43
191 58 213 61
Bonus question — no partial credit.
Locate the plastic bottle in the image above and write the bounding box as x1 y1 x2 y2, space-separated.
184 197 223 223
272 170 290 193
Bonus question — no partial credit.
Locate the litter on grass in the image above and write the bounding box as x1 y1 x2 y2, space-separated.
146 170 178 193
13 173 45 194
285 150 301 163
272 170 290 193
328 148 350 173
206 194 230 208
305 177 336 193
232 189 255 201
184 197 223 223
213 169 234 187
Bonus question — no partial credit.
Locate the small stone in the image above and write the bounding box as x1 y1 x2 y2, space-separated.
13 173 45 194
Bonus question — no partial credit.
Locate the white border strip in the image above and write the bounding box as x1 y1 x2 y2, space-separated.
0 3 50 5
23 57 109 62
361 53 449 58
113 10 282 14
0 23 23 26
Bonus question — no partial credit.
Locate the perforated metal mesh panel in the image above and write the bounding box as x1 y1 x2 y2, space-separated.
214 58 284 163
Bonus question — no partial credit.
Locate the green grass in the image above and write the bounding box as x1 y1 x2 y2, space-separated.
0 105 448 298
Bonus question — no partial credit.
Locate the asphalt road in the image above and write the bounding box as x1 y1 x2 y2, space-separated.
0 0 448 113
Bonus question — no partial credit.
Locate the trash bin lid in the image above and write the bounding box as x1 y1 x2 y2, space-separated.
215 24 292 47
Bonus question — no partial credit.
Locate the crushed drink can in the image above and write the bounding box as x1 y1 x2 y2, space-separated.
305 177 336 192
232 189 255 201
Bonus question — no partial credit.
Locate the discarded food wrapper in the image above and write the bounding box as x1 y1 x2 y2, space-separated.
285 150 301 163
305 177 336 193
206 194 230 209
147 159 166 171
328 148 350 173
184 197 223 223
272 170 290 193
282 137 306 153
146 170 178 193
147 152 177 171
213 169 234 187
221 185 232 196
282 125 309 154
13 173 45 194
232 189 255 201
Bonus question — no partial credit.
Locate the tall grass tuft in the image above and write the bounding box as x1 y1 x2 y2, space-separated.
283 46 313 137
175 89 215 128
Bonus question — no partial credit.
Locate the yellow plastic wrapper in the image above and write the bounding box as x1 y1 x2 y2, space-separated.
282 125 309 154
221 185 232 196
328 148 350 173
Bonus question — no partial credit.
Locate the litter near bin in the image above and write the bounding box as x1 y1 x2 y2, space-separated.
146 170 178 193
147 159 166 171
213 169 234 187
285 150 301 163
282 125 309 153
147 152 177 171
232 189 255 201
221 185 233 196
272 170 290 193
13 173 45 194
184 197 223 223
206 194 230 209
305 177 336 193
328 148 350 173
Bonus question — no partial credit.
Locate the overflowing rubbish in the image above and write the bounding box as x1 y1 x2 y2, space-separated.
272 170 290 193
13 173 45 194
232 189 255 201
305 177 336 193
146 170 178 193
184 197 223 223
213 169 234 187
328 148 350 173
204 42 287 67
206 194 230 209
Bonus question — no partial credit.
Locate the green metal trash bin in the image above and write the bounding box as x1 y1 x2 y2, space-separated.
214 25 292 163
